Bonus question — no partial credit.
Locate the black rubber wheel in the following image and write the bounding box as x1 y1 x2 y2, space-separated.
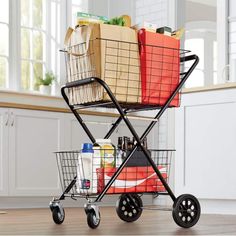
172 194 201 228
52 207 65 224
116 194 143 222
87 211 101 229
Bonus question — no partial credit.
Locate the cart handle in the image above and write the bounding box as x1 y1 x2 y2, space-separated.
64 77 96 89
180 54 199 63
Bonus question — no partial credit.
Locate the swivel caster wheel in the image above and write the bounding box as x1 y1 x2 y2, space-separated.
52 207 65 224
172 194 201 228
87 210 101 229
84 204 101 229
116 194 143 222
50 201 65 224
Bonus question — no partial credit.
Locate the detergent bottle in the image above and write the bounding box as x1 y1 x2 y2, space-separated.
77 143 94 193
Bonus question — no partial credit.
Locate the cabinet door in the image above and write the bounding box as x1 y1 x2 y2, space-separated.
64 113 114 150
110 119 155 148
65 112 156 149
0 108 9 196
175 90 236 199
8 109 64 196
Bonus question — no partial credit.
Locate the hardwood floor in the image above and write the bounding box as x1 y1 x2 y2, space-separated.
0 207 236 235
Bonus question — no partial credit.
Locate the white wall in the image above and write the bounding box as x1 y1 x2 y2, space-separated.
135 0 168 25
89 0 169 26
186 1 216 22
89 0 135 21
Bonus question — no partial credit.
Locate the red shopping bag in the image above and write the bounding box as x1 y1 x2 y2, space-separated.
97 166 167 194
138 29 180 106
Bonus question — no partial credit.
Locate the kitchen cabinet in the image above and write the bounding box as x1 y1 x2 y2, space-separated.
0 108 9 196
1 108 64 196
0 107 156 198
64 113 114 150
175 89 236 202
64 112 156 149
109 120 156 148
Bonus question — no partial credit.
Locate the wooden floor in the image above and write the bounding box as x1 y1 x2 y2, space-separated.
0 207 236 235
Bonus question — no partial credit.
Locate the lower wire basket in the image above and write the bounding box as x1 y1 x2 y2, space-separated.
55 149 173 197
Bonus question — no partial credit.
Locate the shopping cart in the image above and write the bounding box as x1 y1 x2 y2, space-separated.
49 36 200 229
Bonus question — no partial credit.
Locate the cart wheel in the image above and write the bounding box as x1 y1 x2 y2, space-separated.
87 210 101 229
52 207 65 224
172 194 201 228
116 194 143 222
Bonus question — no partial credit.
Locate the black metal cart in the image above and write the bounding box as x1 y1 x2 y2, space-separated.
49 37 200 229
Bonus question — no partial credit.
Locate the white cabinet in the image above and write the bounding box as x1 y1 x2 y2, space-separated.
64 113 156 149
0 108 9 196
110 120 155 148
0 107 157 198
1 108 64 196
175 89 236 200
64 113 114 150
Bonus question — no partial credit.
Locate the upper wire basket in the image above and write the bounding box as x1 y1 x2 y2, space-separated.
62 38 190 109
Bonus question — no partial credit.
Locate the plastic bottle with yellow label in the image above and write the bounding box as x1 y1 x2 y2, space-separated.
95 139 116 167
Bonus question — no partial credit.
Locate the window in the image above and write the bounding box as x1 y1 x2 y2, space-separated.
20 0 64 92
0 0 89 93
185 38 204 88
0 1 9 88
21 0 46 91
184 28 217 88
179 0 228 88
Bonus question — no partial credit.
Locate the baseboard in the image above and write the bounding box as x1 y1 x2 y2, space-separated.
2 196 234 215
199 199 236 215
153 196 236 215
0 195 153 209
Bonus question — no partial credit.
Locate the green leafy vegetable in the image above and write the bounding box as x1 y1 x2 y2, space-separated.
105 17 125 26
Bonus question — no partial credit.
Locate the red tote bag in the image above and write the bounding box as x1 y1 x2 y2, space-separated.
138 29 180 106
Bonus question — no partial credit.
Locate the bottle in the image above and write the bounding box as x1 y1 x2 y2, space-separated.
128 140 134 151
116 137 123 167
95 139 116 167
132 137 137 146
76 152 83 193
118 137 123 150
92 142 101 193
123 136 129 151
143 137 148 149
77 143 94 194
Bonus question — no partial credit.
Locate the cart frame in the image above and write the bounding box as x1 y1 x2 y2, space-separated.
50 51 201 229
57 54 199 203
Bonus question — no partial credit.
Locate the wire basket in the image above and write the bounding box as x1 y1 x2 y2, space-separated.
55 149 173 196
62 38 189 109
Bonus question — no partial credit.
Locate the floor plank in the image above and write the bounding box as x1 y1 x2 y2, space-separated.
0 207 236 235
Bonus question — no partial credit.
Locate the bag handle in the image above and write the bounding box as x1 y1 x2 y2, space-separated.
64 25 92 57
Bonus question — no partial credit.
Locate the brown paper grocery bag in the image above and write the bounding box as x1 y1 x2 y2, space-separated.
64 23 141 105
98 24 141 104
64 25 103 105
